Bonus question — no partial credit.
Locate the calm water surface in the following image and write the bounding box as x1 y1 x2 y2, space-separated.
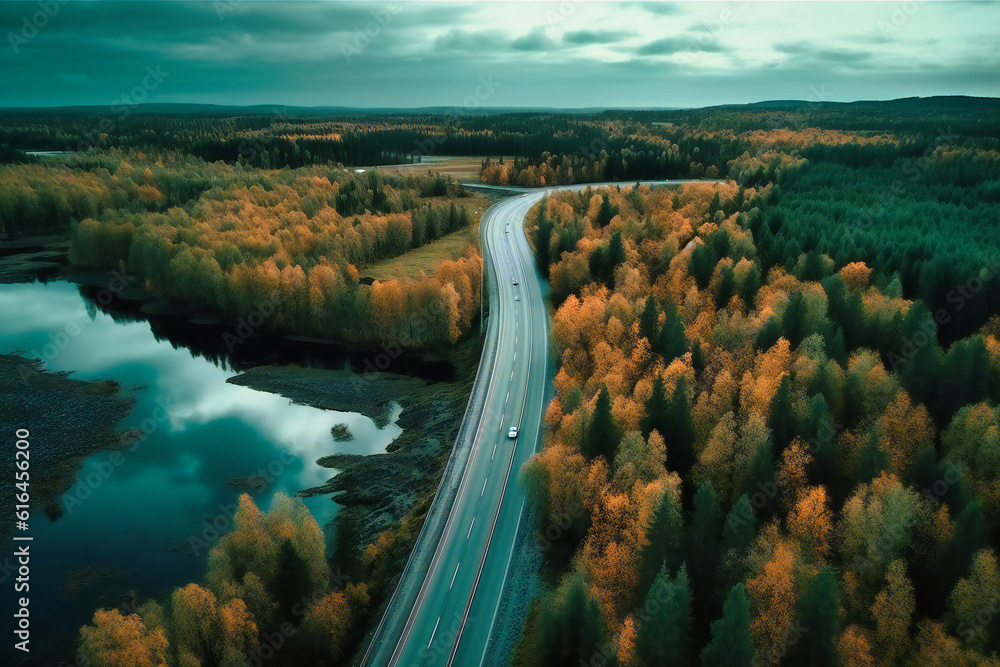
0 280 400 664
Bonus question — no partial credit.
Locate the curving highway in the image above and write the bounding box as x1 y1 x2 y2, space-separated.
362 186 548 667
363 182 690 667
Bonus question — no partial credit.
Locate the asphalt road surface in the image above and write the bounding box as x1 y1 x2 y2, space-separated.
364 181 693 667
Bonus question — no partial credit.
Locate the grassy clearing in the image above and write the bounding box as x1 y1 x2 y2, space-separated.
363 226 478 281
374 155 488 181
421 193 492 222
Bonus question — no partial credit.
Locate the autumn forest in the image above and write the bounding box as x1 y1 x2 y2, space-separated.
3 96 1000 665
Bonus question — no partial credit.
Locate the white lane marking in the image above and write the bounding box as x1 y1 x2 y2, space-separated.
450 564 461 590
492 442 496 460
481 477 488 497
429 617 441 649
467 517 476 539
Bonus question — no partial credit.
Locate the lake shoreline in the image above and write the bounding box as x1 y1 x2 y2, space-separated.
227 332 482 562
0 354 136 539
0 238 483 658
0 231 479 549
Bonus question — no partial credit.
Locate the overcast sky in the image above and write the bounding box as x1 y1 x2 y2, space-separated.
2 1 998 109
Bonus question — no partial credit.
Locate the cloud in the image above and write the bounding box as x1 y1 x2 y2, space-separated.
432 27 558 54
511 28 558 52
563 29 634 46
815 49 872 64
774 41 873 66
0 0 995 108
774 41 813 55
635 35 729 56
434 28 508 52
626 3 684 16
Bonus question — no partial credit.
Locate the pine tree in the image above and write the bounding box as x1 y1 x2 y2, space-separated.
606 231 626 286
805 393 836 488
935 337 994 424
737 263 761 310
658 300 688 361
783 290 808 347
596 193 619 228
688 483 722 646
640 377 669 440
789 567 841 667
690 243 717 289
826 327 848 367
721 494 757 556
274 539 312 621
755 317 782 352
584 385 619 461
691 338 707 372
897 301 941 406
938 500 988 594
638 486 684 597
715 265 735 309
640 296 659 345
533 570 606 665
719 493 758 589
742 438 776 521
636 565 694 667
665 377 695 476
798 251 827 282
854 433 890 486
700 584 755 667
768 374 797 456
708 192 722 219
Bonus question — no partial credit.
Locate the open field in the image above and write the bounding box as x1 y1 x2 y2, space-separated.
363 225 478 281
366 155 489 181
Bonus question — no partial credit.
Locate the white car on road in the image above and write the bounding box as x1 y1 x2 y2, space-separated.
508 426 518 439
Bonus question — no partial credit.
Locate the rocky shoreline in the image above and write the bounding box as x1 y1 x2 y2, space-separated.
226 338 480 553
0 354 135 539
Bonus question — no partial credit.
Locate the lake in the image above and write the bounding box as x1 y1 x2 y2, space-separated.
0 280 401 665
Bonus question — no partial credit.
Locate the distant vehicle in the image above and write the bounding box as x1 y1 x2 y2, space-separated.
508 426 519 439
514 294 520 301
512 278 519 285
